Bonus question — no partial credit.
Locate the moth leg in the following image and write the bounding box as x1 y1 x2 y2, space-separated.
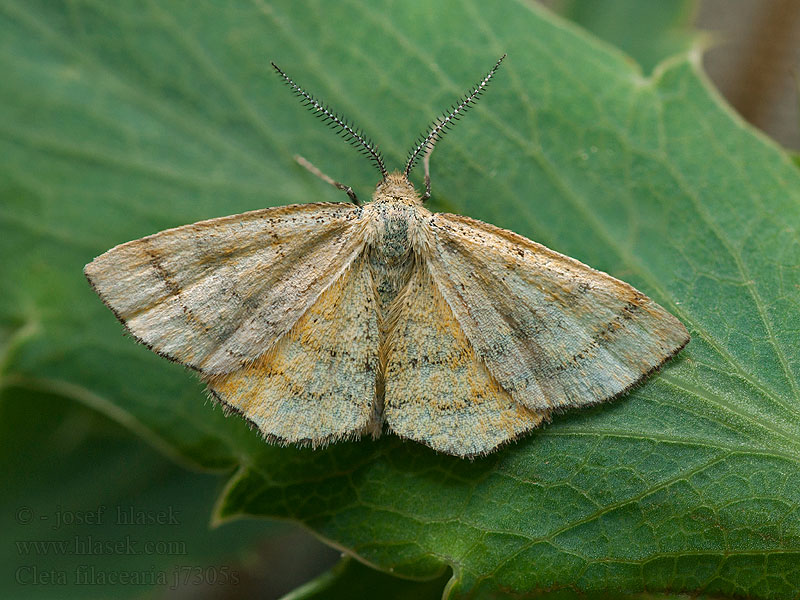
421 144 434 202
294 154 360 206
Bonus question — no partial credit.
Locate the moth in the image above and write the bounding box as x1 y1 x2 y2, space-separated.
85 56 689 457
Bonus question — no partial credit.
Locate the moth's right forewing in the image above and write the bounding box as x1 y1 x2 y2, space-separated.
426 213 689 412
84 202 367 374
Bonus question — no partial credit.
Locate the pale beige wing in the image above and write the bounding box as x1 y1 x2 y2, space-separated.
204 253 380 446
426 213 689 412
383 263 546 457
84 202 366 374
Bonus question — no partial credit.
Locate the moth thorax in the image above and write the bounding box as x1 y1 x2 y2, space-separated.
367 201 418 316
372 171 421 205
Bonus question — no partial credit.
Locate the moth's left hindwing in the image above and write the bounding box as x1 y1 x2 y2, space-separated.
205 252 381 447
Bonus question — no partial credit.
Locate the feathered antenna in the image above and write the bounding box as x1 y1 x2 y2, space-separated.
404 55 506 178
272 62 388 180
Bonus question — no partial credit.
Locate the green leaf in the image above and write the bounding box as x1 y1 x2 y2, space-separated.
280 557 450 600
556 0 698 73
282 555 728 600
0 386 281 599
280 558 714 600
2 1 799 598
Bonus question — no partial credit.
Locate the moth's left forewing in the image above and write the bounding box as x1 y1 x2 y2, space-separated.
425 213 689 413
84 202 366 374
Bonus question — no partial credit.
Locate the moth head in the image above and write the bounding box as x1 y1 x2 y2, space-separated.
272 56 506 203
373 172 420 205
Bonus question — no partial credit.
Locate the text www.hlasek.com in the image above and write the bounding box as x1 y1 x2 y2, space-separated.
16 535 186 556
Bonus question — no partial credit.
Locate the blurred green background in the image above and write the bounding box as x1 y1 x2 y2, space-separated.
2 1 799 598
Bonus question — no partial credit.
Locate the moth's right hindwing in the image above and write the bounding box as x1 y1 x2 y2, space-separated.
383 263 546 457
